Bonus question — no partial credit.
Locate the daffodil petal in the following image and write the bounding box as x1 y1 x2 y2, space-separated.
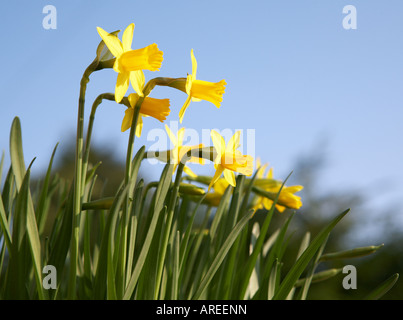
177 127 186 147
208 165 225 192
130 70 145 97
185 74 193 96
210 130 226 160
284 185 304 193
135 115 143 137
256 158 261 170
179 95 192 123
226 131 241 153
122 23 134 52
121 108 134 132
183 166 197 178
213 178 230 194
115 72 130 103
267 168 273 179
256 158 269 179
223 169 236 187
165 124 178 147
96 27 123 58
263 198 274 211
191 49 197 80
127 93 140 107
275 205 287 213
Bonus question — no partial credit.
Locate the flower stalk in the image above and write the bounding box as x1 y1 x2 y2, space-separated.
68 60 97 299
69 58 115 299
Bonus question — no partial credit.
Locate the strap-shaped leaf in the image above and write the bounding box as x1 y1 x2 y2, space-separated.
191 209 254 300
364 273 399 300
123 164 174 300
10 117 25 189
273 209 349 300
319 244 384 262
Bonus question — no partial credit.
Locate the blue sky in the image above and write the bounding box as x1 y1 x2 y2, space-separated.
1 1 402 236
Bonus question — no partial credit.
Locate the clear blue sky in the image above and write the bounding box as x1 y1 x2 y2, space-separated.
1 1 402 236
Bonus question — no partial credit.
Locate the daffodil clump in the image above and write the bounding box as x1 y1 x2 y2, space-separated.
0 21 396 302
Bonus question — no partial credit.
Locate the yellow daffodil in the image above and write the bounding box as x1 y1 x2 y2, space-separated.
179 49 226 123
97 23 163 103
165 125 205 177
252 158 303 213
208 130 253 190
121 93 170 137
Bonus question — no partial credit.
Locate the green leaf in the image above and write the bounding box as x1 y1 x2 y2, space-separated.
93 184 129 299
47 185 74 279
1 166 16 214
0 195 12 253
363 273 399 300
298 238 328 300
0 151 4 187
9 119 44 299
36 142 59 233
171 231 180 300
238 172 293 299
257 213 295 299
209 186 232 242
123 164 174 300
191 209 254 300
107 189 128 300
272 209 349 300
268 260 281 300
319 244 384 262
11 165 45 299
10 117 26 189
295 268 343 287
296 232 311 260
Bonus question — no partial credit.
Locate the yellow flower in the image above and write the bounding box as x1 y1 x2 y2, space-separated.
208 130 253 190
121 93 170 137
165 125 205 177
252 158 303 213
97 23 163 103
179 49 226 123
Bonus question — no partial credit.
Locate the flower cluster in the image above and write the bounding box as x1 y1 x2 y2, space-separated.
97 23 303 212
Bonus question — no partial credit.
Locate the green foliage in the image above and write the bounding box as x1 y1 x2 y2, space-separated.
0 117 398 300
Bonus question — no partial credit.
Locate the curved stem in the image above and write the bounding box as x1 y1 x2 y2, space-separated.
143 146 217 163
81 93 130 188
68 58 113 299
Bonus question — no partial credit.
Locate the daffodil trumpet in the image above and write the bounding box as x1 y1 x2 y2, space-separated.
179 49 226 123
121 93 170 137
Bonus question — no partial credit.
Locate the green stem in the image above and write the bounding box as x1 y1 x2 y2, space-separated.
123 77 180 185
143 147 216 163
68 58 113 299
82 93 130 187
124 100 142 185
